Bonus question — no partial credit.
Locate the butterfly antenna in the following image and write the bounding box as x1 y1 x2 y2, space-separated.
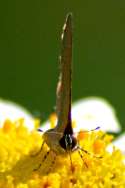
80 126 100 133
37 126 100 135
37 128 44 132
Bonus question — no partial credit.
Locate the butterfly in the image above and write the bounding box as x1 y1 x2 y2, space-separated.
33 13 101 172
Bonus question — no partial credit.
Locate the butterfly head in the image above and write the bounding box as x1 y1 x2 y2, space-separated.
43 128 78 154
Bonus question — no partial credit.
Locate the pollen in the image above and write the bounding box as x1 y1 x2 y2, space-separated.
93 139 105 154
34 118 41 129
2 119 15 133
77 130 89 140
49 113 57 128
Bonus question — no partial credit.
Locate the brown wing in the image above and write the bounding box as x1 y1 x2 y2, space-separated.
56 13 73 133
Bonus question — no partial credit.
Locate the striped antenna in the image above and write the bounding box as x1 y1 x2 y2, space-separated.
38 126 100 134
55 13 73 134
79 126 100 133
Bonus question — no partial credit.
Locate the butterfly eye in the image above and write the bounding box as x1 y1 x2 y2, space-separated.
59 134 77 151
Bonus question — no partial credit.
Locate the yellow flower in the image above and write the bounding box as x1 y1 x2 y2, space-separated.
0 118 124 188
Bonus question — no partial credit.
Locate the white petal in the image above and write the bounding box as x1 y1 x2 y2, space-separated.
107 133 125 155
40 120 52 132
0 99 34 130
113 133 125 154
72 97 121 133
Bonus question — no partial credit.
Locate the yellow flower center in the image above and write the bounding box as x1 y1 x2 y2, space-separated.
0 118 124 188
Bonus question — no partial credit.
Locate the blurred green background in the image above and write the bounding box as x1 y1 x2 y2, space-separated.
0 0 125 130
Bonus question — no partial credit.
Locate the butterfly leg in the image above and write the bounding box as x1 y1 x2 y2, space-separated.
33 150 50 171
46 152 57 174
78 150 88 168
78 146 102 159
